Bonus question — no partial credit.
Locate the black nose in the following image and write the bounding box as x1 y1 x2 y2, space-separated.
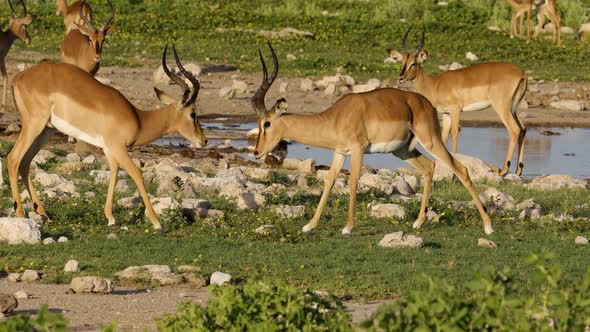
204 139 208 145
253 151 259 156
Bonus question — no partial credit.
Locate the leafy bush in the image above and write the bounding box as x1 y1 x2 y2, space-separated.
0 305 67 332
362 252 590 331
156 280 352 331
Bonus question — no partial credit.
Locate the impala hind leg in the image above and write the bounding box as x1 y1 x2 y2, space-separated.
303 152 345 233
342 146 364 236
103 150 120 227
1 61 7 112
493 99 523 176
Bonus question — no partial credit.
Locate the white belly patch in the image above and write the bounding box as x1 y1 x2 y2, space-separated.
463 100 492 112
50 113 105 148
366 140 406 154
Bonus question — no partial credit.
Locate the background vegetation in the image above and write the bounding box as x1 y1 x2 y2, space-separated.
1 0 589 80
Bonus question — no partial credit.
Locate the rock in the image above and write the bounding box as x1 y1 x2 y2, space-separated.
550 100 583 111
579 23 590 41
54 181 77 195
518 99 528 110
6 273 20 283
70 276 114 294
519 207 542 220
219 87 235 99
107 233 118 240
255 224 275 235
150 197 180 215
370 204 406 219
393 177 415 196
426 210 439 222
43 237 55 245
282 158 315 173
434 154 501 183
4 123 20 134
118 196 142 208
488 26 502 32
352 78 380 93
274 205 305 218
210 271 232 285
516 198 539 210
479 188 516 210
183 273 207 288
359 173 394 195
478 238 497 249
300 78 315 92
16 63 29 71
448 62 463 70
276 27 314 39
286 53 296 61
34 172 66 187
66 153 81 162
82 155 97 164
115 265 182 286
575 236 589 245
13 290 29 300
560 26 574 34
0 294 17 314
0 218 41 245
525 175 586 191
181 199 211 210
20 270 39 282
466 52 478 61
232 80 249 94
378 231 424 248
89 170 128 184
279 82 289 93
32 150 56 165
64 260 80 273
207 209 225 220
57 236 69 243
324 83 338 96
237 192 266 210
504 174 522 182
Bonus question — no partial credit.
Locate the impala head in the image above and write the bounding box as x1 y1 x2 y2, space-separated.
154 44 207 148
7 0 35 45
74 0 115 63
387 26 428 83
250 41 288 159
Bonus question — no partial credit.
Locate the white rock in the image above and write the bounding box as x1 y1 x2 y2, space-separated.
378 231 423 248
286 53 297 61
478 238 497 249
274 205 305 218
16 63 29 71
32 150 56 166
466 52 478 61
579 23 590 41
64 260 80 273
82 155 97 164
0 218 41 245
219 87 235 99
434 154 501 183
560 26 574 34
5 123 20 133
525 175 586 191
115 265 182 286
232 80 249 94
70 276 114 294
149 197 180 215
43 237 55 245
300 78 315 92
426 210 439 221
575 236 589 245
210 271 232 285
282 158 315 173
448 62 463 70
324 83 338 96
6 273 20 282
66 153 81 162
237 192 266 210
57 236 69 243
21 270 39 282
393 177 415 196
479 188 516 210
181 199 211 210
359 173 394 195
370 204 406 219
488 26 502 31
107 233 118 240
504 174 522 182
118 196 142 208
54 181 76 195
550 100 583 111
34 172 66 187
519 207 543 220
13 290 29 299
255 224 275 235
516 198 539 210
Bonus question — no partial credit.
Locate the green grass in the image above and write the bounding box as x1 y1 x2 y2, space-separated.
2 0 590 80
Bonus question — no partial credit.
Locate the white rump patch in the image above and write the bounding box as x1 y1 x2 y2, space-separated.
463 101 492 112
366 140 406 154
50 113 105 148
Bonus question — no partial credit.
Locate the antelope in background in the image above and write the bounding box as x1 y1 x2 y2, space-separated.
387 27 528 176
0 0 34 111
8 45 207 231
251 42 493 235
56 0 93 35
506 0 533 41
533 0 562 47
60 0 114 76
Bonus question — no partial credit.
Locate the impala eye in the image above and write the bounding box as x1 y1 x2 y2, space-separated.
190 113 197 119
263 121 271 128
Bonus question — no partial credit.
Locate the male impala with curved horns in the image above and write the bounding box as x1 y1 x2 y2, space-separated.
387 27 528 176
8 45 207 231
0 0 35 111
251 42 493 235
60 0 115 76
56 0 93 35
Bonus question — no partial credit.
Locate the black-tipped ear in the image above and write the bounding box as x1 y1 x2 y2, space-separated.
154 87 176 105
275 98 288 115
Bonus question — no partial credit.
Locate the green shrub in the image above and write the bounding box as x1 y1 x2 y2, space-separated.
0 305 67 332
362 252 590 331
156 280 352 331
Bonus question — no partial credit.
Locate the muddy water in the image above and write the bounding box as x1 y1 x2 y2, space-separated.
155 123 590 178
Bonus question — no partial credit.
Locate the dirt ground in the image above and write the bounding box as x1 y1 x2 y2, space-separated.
0 280 384 331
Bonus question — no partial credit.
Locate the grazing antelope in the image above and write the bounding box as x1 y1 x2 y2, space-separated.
251 42 493 235
55 0 93 35
0 0 34 111
8 45 207 231
387 27 528 176
60 0 114 76
506 0 533 41
533 0 562 47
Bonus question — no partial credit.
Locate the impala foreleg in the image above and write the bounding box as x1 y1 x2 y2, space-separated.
103 150 119 226
1 62 7 111
342 146 364 236
449 108 461 155
303 152 346 233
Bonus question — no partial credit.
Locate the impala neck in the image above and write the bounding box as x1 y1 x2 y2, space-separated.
133 105 177 146
412 65 436 101
0 29 17 53
277 113 336 149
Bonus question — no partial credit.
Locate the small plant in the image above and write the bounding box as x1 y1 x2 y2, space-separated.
0 304 67 332
156 280 353 331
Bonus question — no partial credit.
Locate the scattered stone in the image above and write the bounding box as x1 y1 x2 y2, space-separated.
210 271 232 286
107 233 118 240
370 204 406 219
579 23 590 41
479 188 516 210
34 172 66 187
274 205 305 218
82 155 97 164
575 236 589 245
378 231 424 248
118 196 142 208
232 80 249 94
43 237 55 245
66 153 81 162
237 192 266 210
16 63 29 71
519 207 543 220
115 265 182 286
32 150 56 166
13 290 29 300
560 26 574 34
150 197 180 215
550 100 583 111
526 175 586 191
183 273 207 288
426 210 439 222
0 218 42 245
286 53 296 61
503 174 522 182
282 158 315 173
70 276 115 294
393 177 415 196
219 87 235 99
207 209 225 220
448 62 463 70
4 123 20 134
466 51 478 61
478 238 497 249
516 198 539 210
64 260 80 273
324 83 338 96
434 154 501 183
57 236 69 243
54 181 77 196
300 78 315 92
255 224 275 235
6 273 20 283
20 270 40 282
0 294 17 314
352 78 380 93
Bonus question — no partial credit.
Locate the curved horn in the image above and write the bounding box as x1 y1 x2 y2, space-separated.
102 0 115 32
172 44 200 106
20 0 26 16
7 0 17 17
401 25 412 51
414 27 425 55
79 0 96 32
161 44 190 99
250 41 279 115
